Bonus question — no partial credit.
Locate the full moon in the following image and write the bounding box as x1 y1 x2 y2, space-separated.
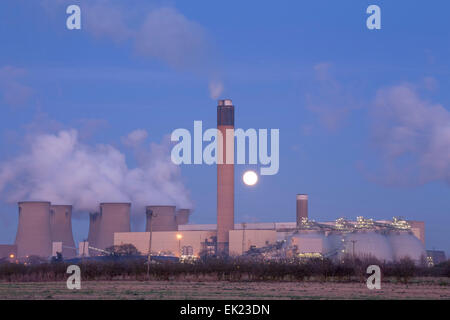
243 170 258 186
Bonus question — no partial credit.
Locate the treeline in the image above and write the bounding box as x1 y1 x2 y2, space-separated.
0 257 449 283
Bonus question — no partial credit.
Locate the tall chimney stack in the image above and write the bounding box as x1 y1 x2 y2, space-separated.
217 99 235 255
296 194 308 227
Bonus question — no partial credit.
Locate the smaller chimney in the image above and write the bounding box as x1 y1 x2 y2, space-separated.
296 194 308 227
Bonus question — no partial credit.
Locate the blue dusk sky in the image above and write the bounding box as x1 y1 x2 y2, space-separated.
0 1 449 255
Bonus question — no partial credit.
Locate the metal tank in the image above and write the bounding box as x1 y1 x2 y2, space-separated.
146 205 177 232
15 201 52 258
341 230 394 262
326 232 346 259
96 203 131 250
388 230 426 263
50 205 76 258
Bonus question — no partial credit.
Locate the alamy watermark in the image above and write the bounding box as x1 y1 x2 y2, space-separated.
66 265 81 290
366 265 381 290
170 121 279 176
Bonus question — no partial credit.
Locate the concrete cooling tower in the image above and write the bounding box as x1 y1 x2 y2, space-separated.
342 231 394 262
50 205 76 258
176 209 190 226
146 205 177 232
96 203 131 250
15 201 52 258
388 231 426 263
87 212 100 254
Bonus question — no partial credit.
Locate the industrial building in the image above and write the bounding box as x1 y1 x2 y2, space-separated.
0 99 432 264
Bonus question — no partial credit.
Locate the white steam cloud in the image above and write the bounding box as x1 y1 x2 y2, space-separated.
370 84 450 185
42 1 224 99
0 129 192 218
208 80 224 100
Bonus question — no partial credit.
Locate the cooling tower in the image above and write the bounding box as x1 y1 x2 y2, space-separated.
15 201 52 258
146 205 177 232
96 203 131 250
388 231 426 263
50 205 76 258
87 212 100 254
176 209 190 226
296 194 308 227
217 99 235 254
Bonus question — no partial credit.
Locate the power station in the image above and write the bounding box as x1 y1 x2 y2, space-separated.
0 99 433 265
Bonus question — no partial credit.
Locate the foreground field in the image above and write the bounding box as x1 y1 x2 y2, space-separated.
0 279 449 300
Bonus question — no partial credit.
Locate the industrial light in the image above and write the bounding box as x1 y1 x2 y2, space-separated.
176 234 183 240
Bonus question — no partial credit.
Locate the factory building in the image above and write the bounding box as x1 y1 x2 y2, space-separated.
113 202 427 264
1 98 432 264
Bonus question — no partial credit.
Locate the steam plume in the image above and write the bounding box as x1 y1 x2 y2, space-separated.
0 129 192 219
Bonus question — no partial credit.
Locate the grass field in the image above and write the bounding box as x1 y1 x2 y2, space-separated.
0 278 448 300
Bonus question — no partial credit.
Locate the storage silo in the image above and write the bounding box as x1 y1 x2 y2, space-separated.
15 201 52 258
341 230 394 262
50 205 76 258
96 203 131 250
326 232 346 258
176 209 190 226
145 205 177 232
388 231 426 264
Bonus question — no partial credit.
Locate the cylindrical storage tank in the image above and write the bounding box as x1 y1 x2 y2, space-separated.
96 203 131 250
87 212 100 255
50 205 76 258
326 232 346 258
342 230 394 262
286 230 331 256
15 201 52 258
388 231 426 264
146 205 177 232
296 194 308 227
176 209 190 226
